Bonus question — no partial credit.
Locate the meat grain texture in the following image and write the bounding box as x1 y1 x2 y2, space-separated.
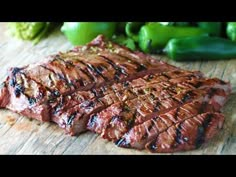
0 35 231 153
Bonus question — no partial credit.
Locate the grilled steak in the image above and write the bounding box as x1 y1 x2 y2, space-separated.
146 112 225 153
53 70 203 135
0 35 231 153
88 78 230 141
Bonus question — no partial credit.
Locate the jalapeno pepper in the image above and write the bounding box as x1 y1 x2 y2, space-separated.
164 36 236 61
61 22 117 45
135 23 208 53
197 22 222 36
227 22 236 41
125 22 145 42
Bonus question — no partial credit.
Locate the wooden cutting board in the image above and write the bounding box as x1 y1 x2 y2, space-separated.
0 23 235 155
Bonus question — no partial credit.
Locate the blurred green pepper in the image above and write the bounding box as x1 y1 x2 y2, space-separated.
137 23 208 53
7 22 51 44
61 22 117 45
116 22 127 34
197 22 222 36
125 22 145 41
164 36 236 61
159 22 191 26
227 22 236 41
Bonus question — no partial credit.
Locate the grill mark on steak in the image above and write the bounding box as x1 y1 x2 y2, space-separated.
174 122 184 145
44 58 77 85
110 70 197 94
52 96 65 114
116 103 193 148
62 57 99 84
119 84 228 150
99 55 128 81
91 88 99 97
99 54 129 75
74 59 106 82
79 68 96 82
27 67 200 121
114 53 147 72
22 71 67 114
14 83 25 97
13 72 49 103
65 48 138 78
153 101 161 112
91 88 205 141
89 114 99 129
3 71 52 121
184 78 231 94
180 90 194 103
66 53 133 83
52 70 201 123
98 48 149 71
184 79 203 88
56 55 96 83
115 74 199 103
41 65 73 90
46 57 92 88
161 73 171 80
112 86 228 145
53 98 108 135
146 112 224 153
23 64 73 96
52 91 122 134
195 113 213 148
85 62 109 81
9 67 22 87
116 101 212 149
173 107 180 120
67 112 78 125
142 118 160 139
65 36 181 88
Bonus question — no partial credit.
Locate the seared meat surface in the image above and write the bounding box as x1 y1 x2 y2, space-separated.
0 35 231 153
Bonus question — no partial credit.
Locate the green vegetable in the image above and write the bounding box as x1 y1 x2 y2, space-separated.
136 23 208 53
164 36 236 61
116 22 127 34
112 35 136 50
61 22 117 45
197 22 222 36
159 22 191 26
7 22 51 44
227 22 236 41
125 22 145 42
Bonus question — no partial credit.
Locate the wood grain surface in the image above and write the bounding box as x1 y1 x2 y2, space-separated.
0 23 235 155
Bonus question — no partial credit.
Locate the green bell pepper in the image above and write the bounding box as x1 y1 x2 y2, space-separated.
227 22 236 41
61 22 117 45
164 36 236 61
136 23 208 53
197 22 222 36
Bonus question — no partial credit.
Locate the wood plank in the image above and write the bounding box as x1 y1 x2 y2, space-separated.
0 23 235 154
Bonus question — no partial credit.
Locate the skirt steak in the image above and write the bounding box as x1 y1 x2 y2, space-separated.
0 35 231 153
